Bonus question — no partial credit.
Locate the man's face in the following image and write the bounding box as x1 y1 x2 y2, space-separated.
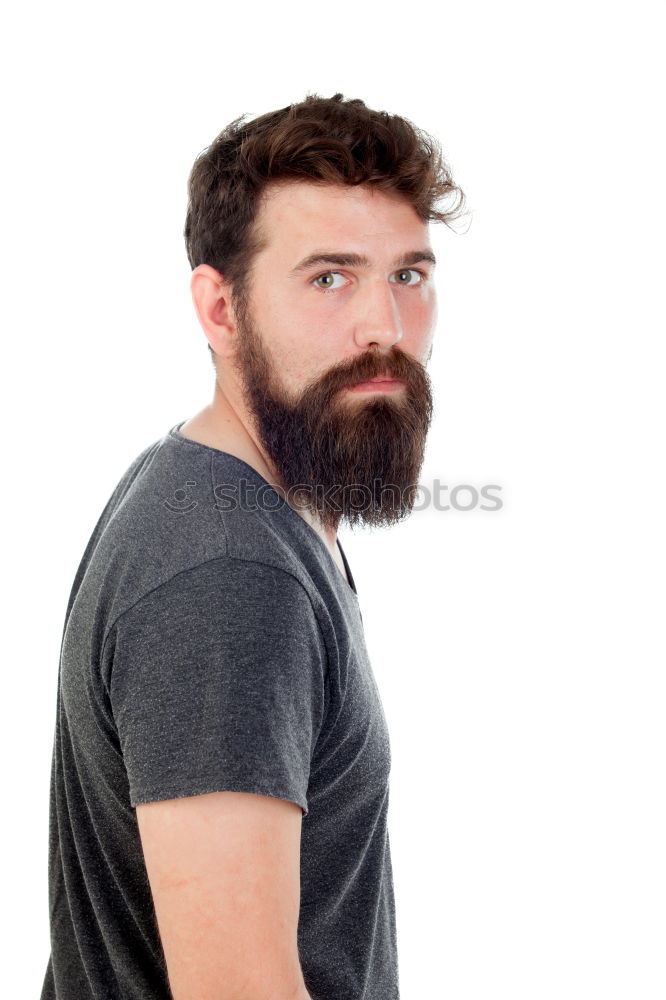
231 180 438 530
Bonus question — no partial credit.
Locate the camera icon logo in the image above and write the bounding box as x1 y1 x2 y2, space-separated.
163 480 198 514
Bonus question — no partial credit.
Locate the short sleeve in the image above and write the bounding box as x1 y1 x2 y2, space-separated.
108 558 327 815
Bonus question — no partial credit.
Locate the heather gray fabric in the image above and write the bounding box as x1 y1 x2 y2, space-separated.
41 420 399 1000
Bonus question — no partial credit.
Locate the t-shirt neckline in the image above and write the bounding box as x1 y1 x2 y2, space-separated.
168 421 359 600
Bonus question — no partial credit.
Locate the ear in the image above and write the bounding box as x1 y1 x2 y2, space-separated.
190 264 239 360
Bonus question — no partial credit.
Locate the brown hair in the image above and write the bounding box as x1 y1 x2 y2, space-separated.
184 92 465 365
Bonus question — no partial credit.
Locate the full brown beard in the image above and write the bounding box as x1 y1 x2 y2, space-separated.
232 302 434 531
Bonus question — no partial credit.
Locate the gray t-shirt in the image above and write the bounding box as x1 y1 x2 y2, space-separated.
41 421 399 1000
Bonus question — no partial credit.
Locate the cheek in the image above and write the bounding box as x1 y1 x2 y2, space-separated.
416 282 437 318
404 289 437 346
265 319 333 391
253 291 310 372
280 295 346 372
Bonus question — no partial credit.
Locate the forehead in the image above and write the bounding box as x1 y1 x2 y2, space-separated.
253 180 430 262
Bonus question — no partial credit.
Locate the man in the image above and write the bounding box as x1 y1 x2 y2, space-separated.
41 93 464 1000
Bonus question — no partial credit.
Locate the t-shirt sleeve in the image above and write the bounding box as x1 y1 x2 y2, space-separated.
107 557 327 815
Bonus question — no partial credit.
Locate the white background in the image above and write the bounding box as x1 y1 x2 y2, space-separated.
2 1 664 997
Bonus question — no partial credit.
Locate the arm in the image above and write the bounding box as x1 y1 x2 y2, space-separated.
136 789 312 1000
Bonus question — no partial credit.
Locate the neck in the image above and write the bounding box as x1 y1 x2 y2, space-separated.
179 380 340 551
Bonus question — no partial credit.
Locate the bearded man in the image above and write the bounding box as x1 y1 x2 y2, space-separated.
41 92 464 1000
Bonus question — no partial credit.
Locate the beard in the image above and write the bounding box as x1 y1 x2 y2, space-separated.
232 300 434 531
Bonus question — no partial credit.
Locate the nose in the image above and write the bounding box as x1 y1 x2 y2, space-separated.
352 278 404 350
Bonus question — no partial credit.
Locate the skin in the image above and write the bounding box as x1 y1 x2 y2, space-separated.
137 790 309 1000
181 179 438 579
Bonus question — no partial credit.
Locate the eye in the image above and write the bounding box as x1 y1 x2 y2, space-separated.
390 268 425 286
313 271 347 290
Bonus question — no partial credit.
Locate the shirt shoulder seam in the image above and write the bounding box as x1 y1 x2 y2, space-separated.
100 552 328 673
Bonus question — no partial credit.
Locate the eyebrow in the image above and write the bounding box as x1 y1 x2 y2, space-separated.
288 248 437 276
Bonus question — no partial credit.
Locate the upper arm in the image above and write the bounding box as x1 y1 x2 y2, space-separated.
136 789 307 1000
109 559 326 814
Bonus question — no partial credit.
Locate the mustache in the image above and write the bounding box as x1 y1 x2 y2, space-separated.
300 346 426 406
